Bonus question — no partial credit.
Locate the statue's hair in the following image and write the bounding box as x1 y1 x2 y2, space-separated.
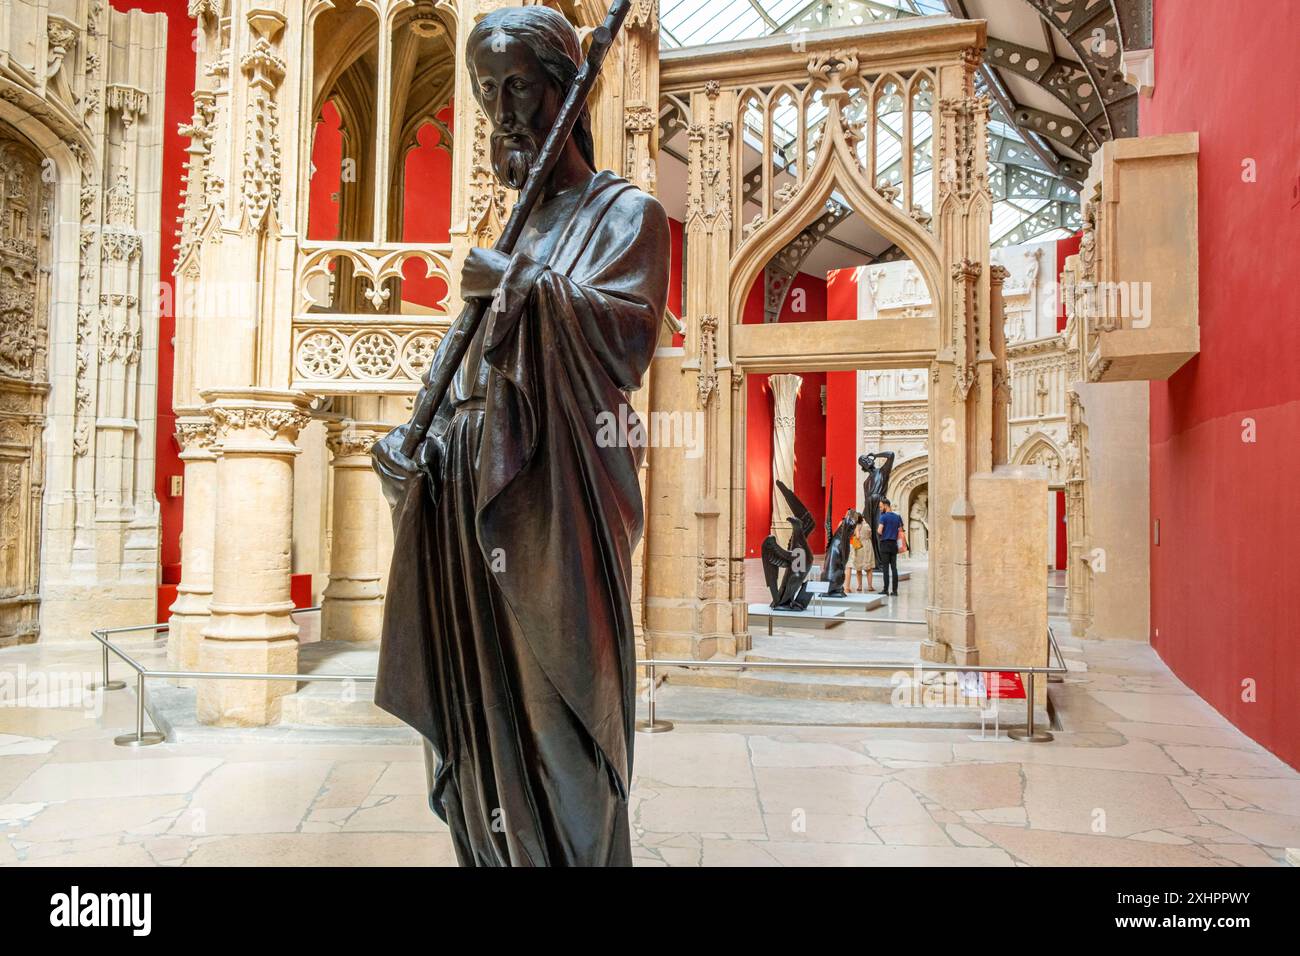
467 7 596 171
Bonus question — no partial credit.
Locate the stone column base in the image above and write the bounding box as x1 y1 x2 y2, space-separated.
196 387 310 727
167 588 210 688
196 633 299 726
320 585 384 643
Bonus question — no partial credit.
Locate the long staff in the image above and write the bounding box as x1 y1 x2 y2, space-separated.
400 0 634 458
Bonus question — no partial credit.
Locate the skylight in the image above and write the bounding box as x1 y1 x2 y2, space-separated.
659 0 1082 247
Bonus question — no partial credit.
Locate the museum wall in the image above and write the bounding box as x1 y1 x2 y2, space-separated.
1141 0 1300 768
1074 380 1149 642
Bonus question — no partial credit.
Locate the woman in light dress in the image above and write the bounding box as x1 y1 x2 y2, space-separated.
847 511 875 593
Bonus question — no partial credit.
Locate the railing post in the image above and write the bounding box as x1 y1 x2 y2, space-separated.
114 672 165 747
1008 671 1053 742
89 636 126 691
1047 626 1064 683
636 661 674 734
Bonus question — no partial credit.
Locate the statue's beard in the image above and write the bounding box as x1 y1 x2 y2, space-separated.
490 130 539 190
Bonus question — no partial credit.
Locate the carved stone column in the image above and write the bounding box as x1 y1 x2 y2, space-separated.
621 2 660 652
767 373 803 540
197 389 311 726
1064 387 1092 635
167 412 218 686
644 82 738 660
925 59 994 667
322 421 390 643
989 263 1011 465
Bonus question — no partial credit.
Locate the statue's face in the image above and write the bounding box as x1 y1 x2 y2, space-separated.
859 454 875 471
470 33 563 190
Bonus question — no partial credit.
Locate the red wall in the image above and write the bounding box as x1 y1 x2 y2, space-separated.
308 100 344 240
825 268 859 520
112 1 194 619
743 272 831 555
399 108 453 308
667 217 685 347
1142 0 1300 768
1054 490 1067 571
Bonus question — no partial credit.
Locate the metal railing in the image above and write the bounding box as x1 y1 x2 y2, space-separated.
89 607 376 747
90 611 1066 746
638 625 1066 742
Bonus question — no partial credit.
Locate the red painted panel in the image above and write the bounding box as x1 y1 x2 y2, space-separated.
291 574 314 611
111 0 195 573
666 217 684 318
666 217 685 347
742 271 832 555
792 371 826 553
825 267 860 518
1141 0 1300 768
745 372 772 556
156 585 177 628
399 108 454 308
308 100 344 240
1054 489 1067 571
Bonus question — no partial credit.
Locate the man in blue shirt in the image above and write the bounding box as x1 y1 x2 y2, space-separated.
876 498 906 596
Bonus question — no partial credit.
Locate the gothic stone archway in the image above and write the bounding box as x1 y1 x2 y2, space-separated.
643 16 1021 668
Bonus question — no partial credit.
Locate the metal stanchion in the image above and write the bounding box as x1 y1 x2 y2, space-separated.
88 640 126 692
1007 671 1053 742
1047 626 1064 683
635 661 673 734
114 672 165 747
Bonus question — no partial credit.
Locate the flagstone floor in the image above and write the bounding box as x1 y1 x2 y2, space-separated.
1 615 1298 866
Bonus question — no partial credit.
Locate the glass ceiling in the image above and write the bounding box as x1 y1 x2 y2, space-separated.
660 0 1081 248
660 0 950 48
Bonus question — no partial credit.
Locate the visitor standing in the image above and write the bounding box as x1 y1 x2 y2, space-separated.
876 498 905 596
848 510 875 593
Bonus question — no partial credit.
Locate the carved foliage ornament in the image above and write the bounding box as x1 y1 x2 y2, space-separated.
696 314 718 408
937 94 990 200
685 89 731 227
239 22 287 230
327 429 380 459
175 420 216 451
467 109 509 241
211 406 310 442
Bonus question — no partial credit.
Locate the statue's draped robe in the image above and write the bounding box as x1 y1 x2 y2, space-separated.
373 172 669 867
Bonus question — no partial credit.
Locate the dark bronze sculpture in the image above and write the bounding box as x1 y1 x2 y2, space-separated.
821 507 860 598
761 480 815 611
370 3 666 867
859 451 896 565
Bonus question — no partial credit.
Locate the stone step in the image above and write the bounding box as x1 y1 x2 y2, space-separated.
276 640 399 728
637 683 1038 730
661 630 933 696
278 683 403 728
747 633 923 663
749 619 929 641
735 669 897 703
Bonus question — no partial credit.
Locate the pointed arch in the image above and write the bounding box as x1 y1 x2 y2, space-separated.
728 93 943 333
888 452 929 517
1012 430 1065 486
